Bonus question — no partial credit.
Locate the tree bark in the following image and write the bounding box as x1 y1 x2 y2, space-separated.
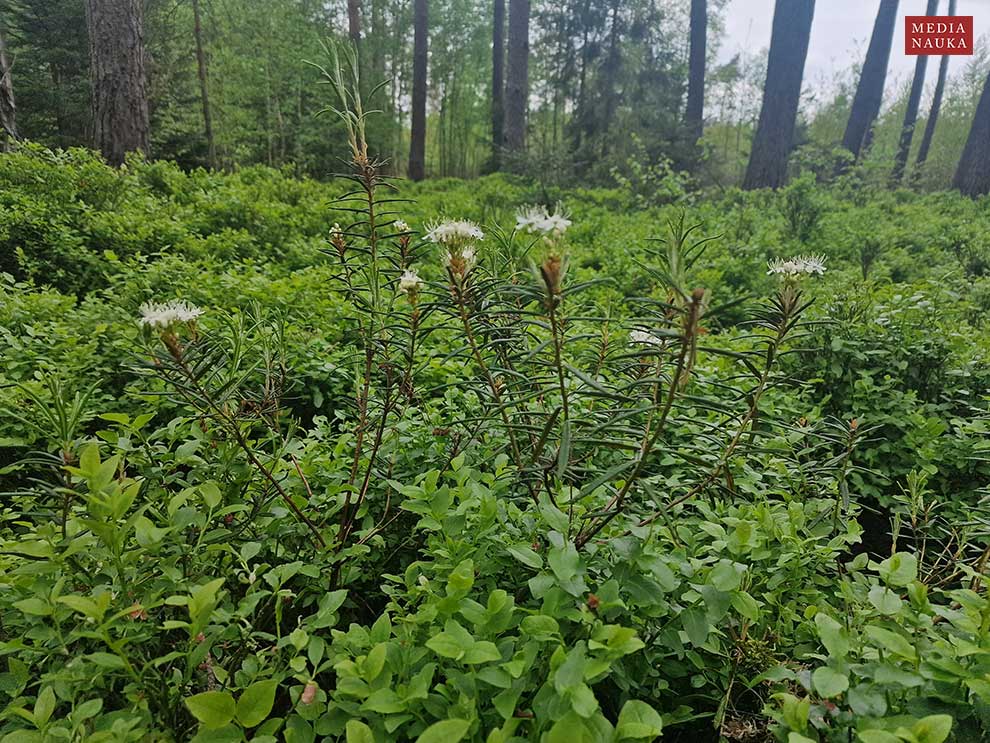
953 68 990 197
841 0 899 161
347 0 361 45
600 0 621 156
490 0 505 169
191 0 216 168
84 0 150 166
684 0 706 145
504 0 529 153
0 19 17 149
408 0 427 181
891 0 937 182
917 0 955 168
742 0 815 190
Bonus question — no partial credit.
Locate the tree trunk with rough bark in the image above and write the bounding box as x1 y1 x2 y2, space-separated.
191 0 215 168
917 0 955 168
0 20 16 149
684 0 706 145
84 0 150 166
743 0 815 190
891 0 937 181
347 0 361 45
841 0 899 161
490 0 505 169
504 0 529 154
953 68 990 197
408 0 427 181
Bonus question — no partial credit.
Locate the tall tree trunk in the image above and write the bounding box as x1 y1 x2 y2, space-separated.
191 0 216 168
684 0 706 145
892 0 938 181
841 0 899 161
347 0 361 45
490 0 505 169
504 0 529 154
917 0 955 168
0 20 16 149
742 0 815 190
408 0 427 181
600 0 621 156
84 0 150 166
953 69 990 197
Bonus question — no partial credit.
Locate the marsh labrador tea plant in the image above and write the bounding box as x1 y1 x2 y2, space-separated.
3 44 990 743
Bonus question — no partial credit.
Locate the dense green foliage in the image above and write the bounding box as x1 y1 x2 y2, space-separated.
2 142 990 743
4 0 989 187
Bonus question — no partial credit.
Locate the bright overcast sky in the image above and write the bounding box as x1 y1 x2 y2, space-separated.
718 0 990 91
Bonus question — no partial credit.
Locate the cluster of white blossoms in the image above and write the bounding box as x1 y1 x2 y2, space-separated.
394 220 410 233
425 219 484 246
138 300 204 330
427 219 483 277
630 329 663 347
515 203 572 239
766 254 827 277
398 269 423 294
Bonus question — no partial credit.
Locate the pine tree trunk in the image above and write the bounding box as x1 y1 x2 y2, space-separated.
347 0 361 45
408 0 427 181
953 69 990 197
841 0 899 161
504 0 529 153
684 0 706 145
743 0 815 190
84 0 150 166
191 0 216 168
917 0 955 168
600 0 621 156
0 20 17 149
490 0 505 169
891 0 937 182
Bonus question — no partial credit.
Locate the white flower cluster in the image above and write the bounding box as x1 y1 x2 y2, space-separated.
398 269 423 294
766 254 827 277
630 329 663 347
425 219 484 246
394 220 410 233
515 203 572 239
138 300 204 330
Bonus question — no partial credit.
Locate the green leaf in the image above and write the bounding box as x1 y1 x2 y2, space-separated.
414 719 471 743
547 540 587 597
538 493 569 532
185 691 236 729
877 552 918 587
812 666 849 697
681 607 709 646
426 620 475 660
56 595 104 621
864 626 916 660
447 559 475 597
857 731 902 743
911 714 953 743
14 598 51 617
814 613 849 658
507 544 543 569
33 686 56 727
868 585 903 615
615 700 663 740
364 643 387 680
346 720 376 743
235 679 278 727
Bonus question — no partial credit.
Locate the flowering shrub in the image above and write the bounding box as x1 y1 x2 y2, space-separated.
3 54 990 743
